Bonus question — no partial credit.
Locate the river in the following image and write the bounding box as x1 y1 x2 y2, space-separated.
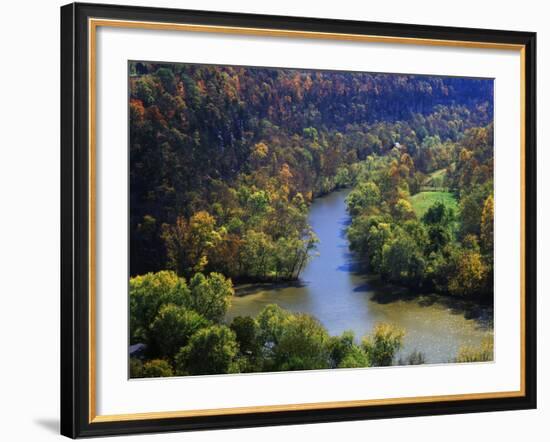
226 189 493 364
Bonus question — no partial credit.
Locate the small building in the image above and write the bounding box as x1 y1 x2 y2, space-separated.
129 343 146 359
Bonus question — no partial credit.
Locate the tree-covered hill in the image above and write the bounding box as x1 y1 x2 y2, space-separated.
129 61 493 278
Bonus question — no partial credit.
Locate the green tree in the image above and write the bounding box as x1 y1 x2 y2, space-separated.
328 331 370 368
246 190 271 219
230 316 261 356
426 224 453 254
380 228 426 286
348 215 391 268
257 304 291 346
362 323 405 366
334 166 351 188
422 201 455 226
346 181 381 216
272 314 331 371
338 345 370 368
241 230 276 279
256 305 333 371
187 272 234 322
175 325 238 375
129 271 189 344
149 304 209 359
273 233 317 280
402 220 428 246
230 316 263 371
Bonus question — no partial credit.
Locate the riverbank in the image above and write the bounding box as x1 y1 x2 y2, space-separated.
226 189 493 365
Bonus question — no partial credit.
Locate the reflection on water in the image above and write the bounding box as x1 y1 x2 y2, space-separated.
226 189 493 364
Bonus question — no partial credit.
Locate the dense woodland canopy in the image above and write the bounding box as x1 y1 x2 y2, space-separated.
130 271 412 377
129 62 494 377
130 62 492 280
346 123 494 297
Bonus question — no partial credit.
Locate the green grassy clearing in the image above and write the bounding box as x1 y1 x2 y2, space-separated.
410 191 458 219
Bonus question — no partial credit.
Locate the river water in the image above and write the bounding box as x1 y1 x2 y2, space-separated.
226 189 493 364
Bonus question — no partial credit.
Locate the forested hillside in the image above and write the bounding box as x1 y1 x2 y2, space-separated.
129 62 493 280
129 62 494 377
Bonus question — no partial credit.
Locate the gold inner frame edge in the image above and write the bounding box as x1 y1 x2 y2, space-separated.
88 17 527 424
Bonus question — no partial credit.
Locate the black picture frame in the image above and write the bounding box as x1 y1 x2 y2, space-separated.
61 2 537 438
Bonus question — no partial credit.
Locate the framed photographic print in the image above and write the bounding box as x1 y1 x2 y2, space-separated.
60 2 537 438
